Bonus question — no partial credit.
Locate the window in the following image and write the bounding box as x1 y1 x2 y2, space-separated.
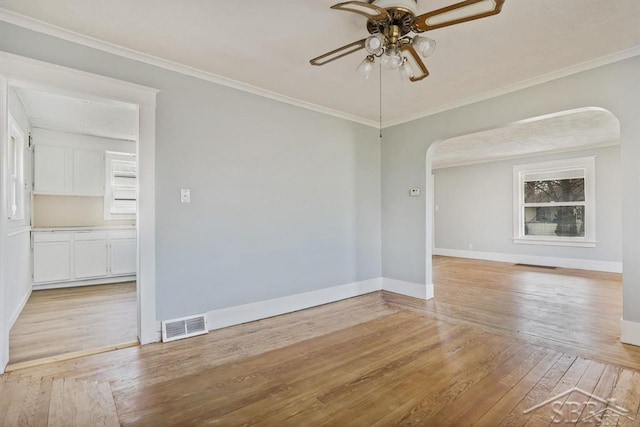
104 151 137 220
7 114 25 221
513 156 596 247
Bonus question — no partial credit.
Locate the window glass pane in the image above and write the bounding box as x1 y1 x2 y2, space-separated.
524 206 585 237
524 178 584 203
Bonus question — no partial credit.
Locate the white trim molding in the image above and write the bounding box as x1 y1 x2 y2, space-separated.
1 8 639 129
205 276 433 331
512 156 596 247
383 46 640 128
207 278 383 331
0 8 377 128
382 278 433 300
433 248 622 274
8 287 31 329
620 319 640 347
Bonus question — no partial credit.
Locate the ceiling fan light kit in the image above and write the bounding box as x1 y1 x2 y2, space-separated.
310 0 505 82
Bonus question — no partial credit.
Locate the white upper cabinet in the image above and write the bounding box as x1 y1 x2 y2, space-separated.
34 145 70 194
73 150 105 196
32 129 134 196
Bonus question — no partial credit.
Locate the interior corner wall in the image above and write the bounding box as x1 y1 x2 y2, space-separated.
433 145 622 263
381 55 640 324
0 21 381 320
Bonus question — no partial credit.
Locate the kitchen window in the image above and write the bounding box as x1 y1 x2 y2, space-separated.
513 156 596 247
104 151 137 220
7 114 25 221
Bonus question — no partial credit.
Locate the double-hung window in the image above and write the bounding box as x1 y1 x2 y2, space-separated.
104 151 137 220
513 156 596 247
7 114 25 221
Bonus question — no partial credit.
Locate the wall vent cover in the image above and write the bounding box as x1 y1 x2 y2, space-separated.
161 313 208 342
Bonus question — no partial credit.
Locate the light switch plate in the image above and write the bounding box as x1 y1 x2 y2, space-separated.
181 189 190 203
410 188 421 197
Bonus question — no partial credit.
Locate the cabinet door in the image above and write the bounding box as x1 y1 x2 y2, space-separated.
73 150 105 196
109 239 136 276
34 145 70 193
74 240 108 279
33 241 71 283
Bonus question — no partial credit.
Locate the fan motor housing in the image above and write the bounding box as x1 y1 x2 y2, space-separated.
367 0 417 35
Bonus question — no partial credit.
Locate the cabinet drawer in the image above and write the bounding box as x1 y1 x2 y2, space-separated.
33 232 71 243
109 230 136 240
74 231 108 241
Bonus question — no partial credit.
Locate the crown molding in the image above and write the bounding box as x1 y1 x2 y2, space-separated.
382 45 640 128
1 7 639 130
0 8 379 128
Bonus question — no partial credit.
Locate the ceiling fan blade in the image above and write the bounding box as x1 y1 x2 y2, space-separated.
310 39 367 66
399 44 429 82
330 1 391 23
412 0 505 32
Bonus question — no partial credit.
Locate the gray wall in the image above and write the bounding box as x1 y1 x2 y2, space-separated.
434 146 622 262
381 55 640 323
0 22 381 320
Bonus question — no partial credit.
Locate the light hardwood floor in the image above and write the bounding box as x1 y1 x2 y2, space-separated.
1 258 639 426
8 282 138 365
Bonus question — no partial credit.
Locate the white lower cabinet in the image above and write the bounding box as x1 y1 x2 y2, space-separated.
109 238 136 276
33 229 136 287
74 232 108 279
33 233 71 283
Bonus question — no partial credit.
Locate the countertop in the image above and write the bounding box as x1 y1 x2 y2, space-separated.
32 225 136 232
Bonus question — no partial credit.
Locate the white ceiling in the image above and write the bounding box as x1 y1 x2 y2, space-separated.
0 0 638 127
432 107 620 169
16 86 138 141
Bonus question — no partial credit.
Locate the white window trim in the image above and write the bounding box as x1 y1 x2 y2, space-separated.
7 113 25 223
512 156 596 247
104 151 137 220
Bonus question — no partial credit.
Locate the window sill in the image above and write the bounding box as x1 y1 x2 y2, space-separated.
513 238 596 248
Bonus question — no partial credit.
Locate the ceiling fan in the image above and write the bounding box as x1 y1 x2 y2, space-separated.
310 0 505 82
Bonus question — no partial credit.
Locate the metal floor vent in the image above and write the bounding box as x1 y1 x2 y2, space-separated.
161 313 208 342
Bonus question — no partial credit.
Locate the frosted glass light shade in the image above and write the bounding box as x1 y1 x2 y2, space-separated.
413 36 436 58
365 34 385 55
399 58 414 80
381 48 403 69
356 56 375 79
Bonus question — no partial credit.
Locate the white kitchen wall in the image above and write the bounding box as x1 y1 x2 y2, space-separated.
6 86 32 328
433 146 621 265
32 195 135 227
0 21 382 321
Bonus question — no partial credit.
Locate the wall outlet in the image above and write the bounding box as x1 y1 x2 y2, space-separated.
181 189 190 203
468 243 473 250
410 188 421 197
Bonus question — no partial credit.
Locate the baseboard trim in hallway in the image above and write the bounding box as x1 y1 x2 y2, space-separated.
5 340 139 372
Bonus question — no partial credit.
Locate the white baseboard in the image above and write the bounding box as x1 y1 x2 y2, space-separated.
382 278 432 300
433 248 622 273
621 319 640 347
207 278 383 331
32 275 137 290
8 288 31 329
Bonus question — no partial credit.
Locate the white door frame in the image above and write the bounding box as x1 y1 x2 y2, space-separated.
0 52 159 372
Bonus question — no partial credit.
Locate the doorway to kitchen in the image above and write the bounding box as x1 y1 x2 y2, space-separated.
7 84 139 367
0 52 157 372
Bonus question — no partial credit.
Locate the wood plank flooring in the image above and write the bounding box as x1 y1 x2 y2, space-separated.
1 258 639 426
9 282 137 365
